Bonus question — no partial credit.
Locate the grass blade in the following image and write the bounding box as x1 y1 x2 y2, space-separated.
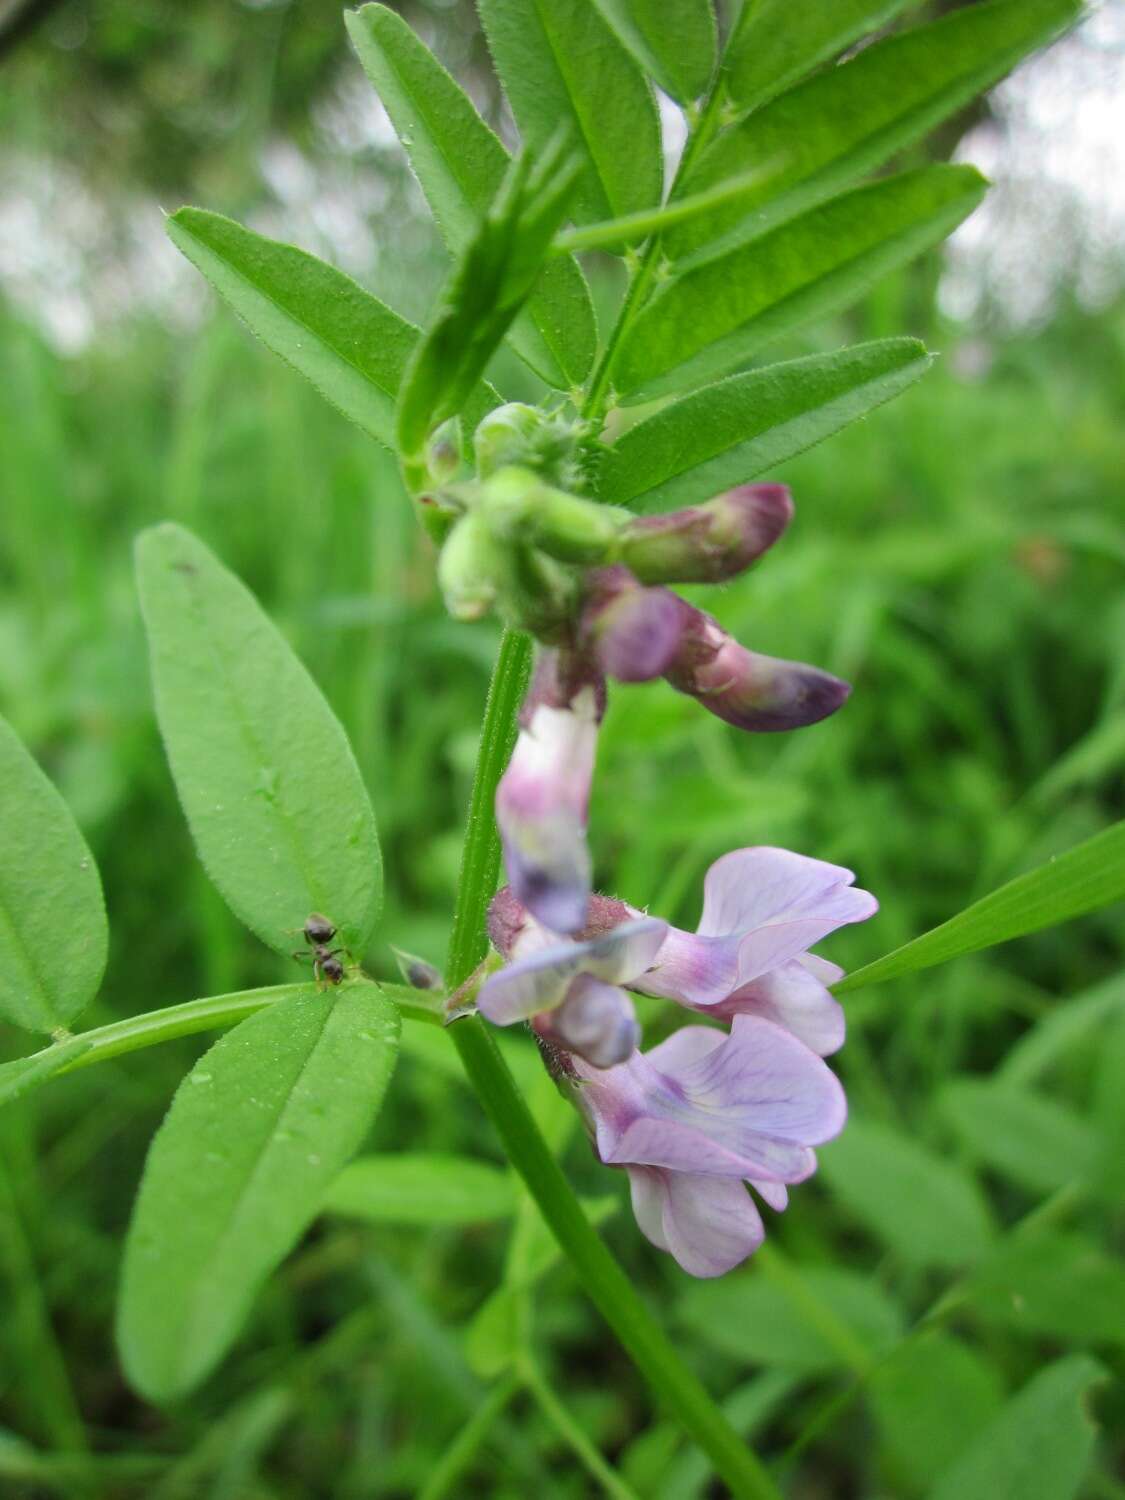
837 820 1125 994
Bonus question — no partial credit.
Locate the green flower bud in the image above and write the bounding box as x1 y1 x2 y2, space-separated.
474 402 587 489
437 510 506 621
482 466 628 565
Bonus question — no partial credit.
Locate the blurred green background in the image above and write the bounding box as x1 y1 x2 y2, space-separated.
0 1 1123 1496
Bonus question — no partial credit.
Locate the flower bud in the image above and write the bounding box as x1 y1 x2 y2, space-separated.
482 466 625 565
533 975 640 1069
619 484 793 585
474 402 586 489
474 403 544 477
664 608 850 732
425 419 461 486
578 566 689 682
391 946 443 991
495 648 605 934
436 510 505 621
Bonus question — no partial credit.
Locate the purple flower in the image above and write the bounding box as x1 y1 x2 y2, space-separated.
495 649 605 935
618 483 794 586
478 904 667 1067
576 569 850 733
570 1016 846 1276
663 607 851 733
579 566 687 682
631 847 877 1055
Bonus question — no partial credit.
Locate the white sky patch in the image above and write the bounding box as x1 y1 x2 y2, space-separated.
940 2 1125 324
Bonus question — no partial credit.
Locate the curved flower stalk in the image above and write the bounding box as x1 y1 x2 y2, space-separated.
566 1017 847 1277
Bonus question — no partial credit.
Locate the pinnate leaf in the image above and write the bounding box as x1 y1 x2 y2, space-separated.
345 4 595 389
836 819 1125 994
672 0 1079 266
118 983 399 1400
135 523 381 958
396 140 581 458
478 0 662 228
927 1355 1104 1500
0 714 107 1033
723 0 917 116
599 339 931 511
167 209 418 451
323 1153 516 1225
819 1118 994 1270
589 0 716 104
612 165 985 402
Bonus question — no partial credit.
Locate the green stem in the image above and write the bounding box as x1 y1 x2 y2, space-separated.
9 981 442 1089
520 1358 642 1500
418 1373 521 1500
580 83 728 424
443 634 781 1500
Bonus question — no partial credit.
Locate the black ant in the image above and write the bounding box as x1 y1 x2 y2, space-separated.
292 912 347 985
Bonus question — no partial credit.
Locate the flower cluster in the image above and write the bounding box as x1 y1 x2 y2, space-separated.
479 851 874 1276
458 431 877 1276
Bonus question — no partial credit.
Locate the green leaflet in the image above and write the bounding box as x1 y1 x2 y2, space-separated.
612 166 986 402
819 1119 994 1271
477 0 663 229
671 0 1080 266
870 1335 1005 1494
937 1080 1097 1194
961 1232 1125 1349
927 1356 1105 1500
589 0 716 105
723 0 917 116
836 819 1125 994
117 984 399 1400
678 1266 903 1374
135 524 382 958
0 714 107 1033
323 1153 517 1225
599 340 931 511
167 209 417 450
345 4 595 389
396 140 581 458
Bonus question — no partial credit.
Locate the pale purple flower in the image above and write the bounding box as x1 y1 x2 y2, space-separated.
631 847 877 1055
478 901 667 1067
495 648 605 935
570 1015 847 1276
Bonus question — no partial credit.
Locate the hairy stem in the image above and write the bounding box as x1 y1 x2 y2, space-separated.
443 631 781 1500
520 1358 642 1500
581 83 727 425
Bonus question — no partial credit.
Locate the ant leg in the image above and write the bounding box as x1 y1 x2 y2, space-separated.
291 950 313 964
